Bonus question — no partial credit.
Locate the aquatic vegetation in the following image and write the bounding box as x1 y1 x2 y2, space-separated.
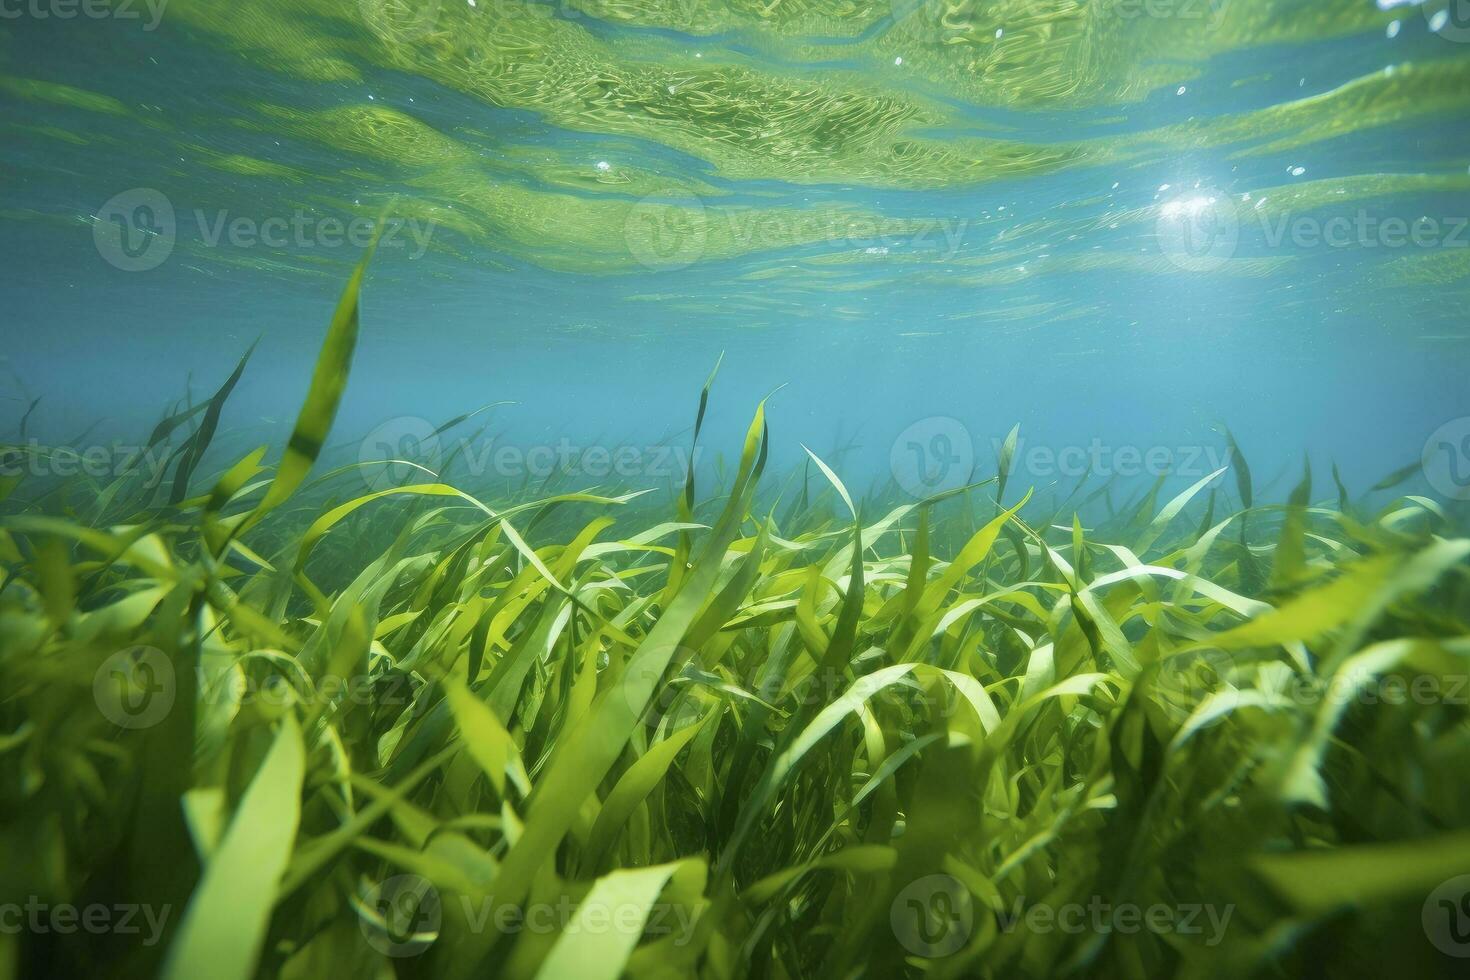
0 75 132 117
2 0 1466 974
3 256 1469 980
6 0 1463 307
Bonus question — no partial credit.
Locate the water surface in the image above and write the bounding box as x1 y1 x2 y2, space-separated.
3 0 1468 499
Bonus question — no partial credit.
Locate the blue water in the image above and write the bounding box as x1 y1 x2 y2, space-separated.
2 1 1469 508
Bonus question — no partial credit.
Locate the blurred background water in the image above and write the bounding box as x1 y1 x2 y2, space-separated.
2 0 1468 506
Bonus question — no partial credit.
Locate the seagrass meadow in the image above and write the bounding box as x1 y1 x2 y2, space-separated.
2 252 1470 979
5 0 1470 978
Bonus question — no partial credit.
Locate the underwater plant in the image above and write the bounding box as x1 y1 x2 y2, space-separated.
2 254 1470 980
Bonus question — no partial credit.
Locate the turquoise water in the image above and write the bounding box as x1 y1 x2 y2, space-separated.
6 9 1470 979
2 0 1469 504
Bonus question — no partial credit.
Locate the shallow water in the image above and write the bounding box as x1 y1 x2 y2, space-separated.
2 0 1469 501
7 7 1470 979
